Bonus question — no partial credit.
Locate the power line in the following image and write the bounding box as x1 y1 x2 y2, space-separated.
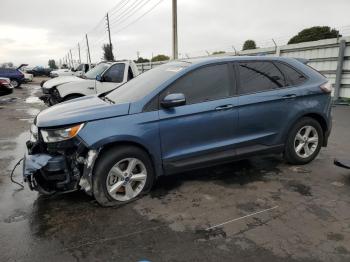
111 0 165 34
110 0 132 16
109 0 149 25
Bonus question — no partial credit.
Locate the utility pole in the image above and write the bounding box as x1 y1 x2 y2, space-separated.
172 0 178 60
69 49 74 68
85 34 92 65
78 43 81 64
106 12 114 60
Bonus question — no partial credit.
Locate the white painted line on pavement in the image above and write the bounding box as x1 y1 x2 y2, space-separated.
205 205 279 231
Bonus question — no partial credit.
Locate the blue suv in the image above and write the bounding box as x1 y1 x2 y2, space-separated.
0 67 24 88
24 57 332 206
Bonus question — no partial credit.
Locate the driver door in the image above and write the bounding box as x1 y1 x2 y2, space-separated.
95 63 126 93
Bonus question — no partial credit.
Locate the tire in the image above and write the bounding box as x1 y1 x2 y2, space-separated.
284 117 323 165
10 79 20 88
92 146 155 207
62 95 83 102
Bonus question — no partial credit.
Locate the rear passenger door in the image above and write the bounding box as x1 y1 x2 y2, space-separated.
159 63 238 173
235 61 306 154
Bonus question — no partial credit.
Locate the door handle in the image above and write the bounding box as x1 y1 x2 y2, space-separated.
282 94 297 99
88 87 95 90
215 104 234 111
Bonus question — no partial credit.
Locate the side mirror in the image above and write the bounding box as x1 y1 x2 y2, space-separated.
161 93 186 108
96 74 103 82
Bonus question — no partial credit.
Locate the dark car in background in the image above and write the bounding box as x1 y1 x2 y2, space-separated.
0 77 14 96
26 66 52 77
0 68 25 88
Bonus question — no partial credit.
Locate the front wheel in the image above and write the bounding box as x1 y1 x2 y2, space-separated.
92 146 155 207
284 117 323 165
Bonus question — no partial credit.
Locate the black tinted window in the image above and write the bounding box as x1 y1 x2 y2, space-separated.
162 64 232 104
127 67 134 81
103 63 125 83
274 62 307 86
238 61 285 95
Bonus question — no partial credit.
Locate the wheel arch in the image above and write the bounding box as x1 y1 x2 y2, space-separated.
284 112 329 147
62 93 85 101
94 140 161 178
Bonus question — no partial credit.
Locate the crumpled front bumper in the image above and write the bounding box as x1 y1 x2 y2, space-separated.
23 139 98 196
39 87 61 106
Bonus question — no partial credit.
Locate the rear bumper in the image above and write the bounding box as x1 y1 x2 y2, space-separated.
0 86 13 96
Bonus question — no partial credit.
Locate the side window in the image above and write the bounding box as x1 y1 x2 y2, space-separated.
274 62 307 86
238 61 285 95
103 63 125 83
76 64 84 71
161 64 232 105
127 67 134 81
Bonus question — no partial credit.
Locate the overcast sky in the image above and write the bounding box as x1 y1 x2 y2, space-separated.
0 0 349 67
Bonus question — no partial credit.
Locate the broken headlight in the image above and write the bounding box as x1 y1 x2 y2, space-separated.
41 123 84 143
30 124 38 142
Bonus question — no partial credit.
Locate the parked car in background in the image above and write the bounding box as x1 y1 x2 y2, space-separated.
40 60 139 105
24 56 332 206
17 64 33 82
50 64 90 78
26 66 52 77
0 77 14 96
0 67 24 88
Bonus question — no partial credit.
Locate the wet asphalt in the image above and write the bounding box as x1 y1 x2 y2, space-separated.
0 81 350 262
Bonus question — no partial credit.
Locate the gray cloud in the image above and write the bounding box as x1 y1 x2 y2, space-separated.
0 0 349 66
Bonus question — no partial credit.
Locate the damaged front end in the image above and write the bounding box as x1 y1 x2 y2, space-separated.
23 122 98 196
39 87 62 106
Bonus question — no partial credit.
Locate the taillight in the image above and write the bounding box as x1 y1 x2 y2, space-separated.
320 81 333 93
0 79 9 84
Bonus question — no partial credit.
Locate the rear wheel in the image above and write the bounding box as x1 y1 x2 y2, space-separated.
284 117 323 165
92 146 155 207
10 79 20 88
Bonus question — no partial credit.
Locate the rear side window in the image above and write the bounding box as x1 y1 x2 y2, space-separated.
238 61 285 95
127 67 134 81
274 62 307 86
103 63 125 83
162 64 232 105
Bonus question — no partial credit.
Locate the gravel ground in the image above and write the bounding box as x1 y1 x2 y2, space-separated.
0 81 350 262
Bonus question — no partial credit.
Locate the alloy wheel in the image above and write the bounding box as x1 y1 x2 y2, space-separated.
294 125 319 159
106 158 147 202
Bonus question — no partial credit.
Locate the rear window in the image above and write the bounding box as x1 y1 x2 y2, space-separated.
274 62 307 86
238 61 285 95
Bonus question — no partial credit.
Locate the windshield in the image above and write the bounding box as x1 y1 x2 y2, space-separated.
106 62 189 104
84 63 109 79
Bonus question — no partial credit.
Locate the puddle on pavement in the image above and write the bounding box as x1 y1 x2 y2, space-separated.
0 97 18 104
0 131 29 172
25 96 44 105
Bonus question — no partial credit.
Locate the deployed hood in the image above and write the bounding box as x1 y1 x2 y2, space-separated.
43 76 84 89
36 95 130 127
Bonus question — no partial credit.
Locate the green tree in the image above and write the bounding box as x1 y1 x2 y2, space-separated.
134 57 150 63
151 54 170 62
102 43 115 61
242 40 257 50
48 59 58 69
288 26 341 44
212 51 226 55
